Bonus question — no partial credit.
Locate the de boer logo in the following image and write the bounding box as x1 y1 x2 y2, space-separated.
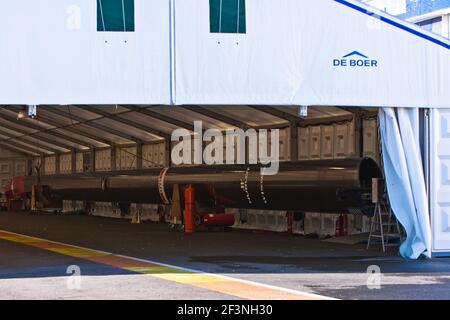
333 51 378 68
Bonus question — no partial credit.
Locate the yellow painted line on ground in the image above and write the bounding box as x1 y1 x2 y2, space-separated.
0 230 335 300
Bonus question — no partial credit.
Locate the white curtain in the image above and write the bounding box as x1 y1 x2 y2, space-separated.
379 108 432 259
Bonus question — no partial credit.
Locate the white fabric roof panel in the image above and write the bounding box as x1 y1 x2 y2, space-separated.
0 105 355 154
94 118 163 142
205 107 288 127
0 0 171 105
148 108 233 130
269 106 352 119
37 133 89 150
174 0 450 107
0 0 449 107
52 129 109 148
117 111 183 134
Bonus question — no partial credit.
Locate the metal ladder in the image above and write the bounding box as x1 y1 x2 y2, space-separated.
367 199 403 252
366 114 403 252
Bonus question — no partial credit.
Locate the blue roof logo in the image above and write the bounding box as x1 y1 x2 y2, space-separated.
342 51 369 59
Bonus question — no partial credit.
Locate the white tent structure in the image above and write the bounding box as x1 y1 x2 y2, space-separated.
0 0 450 258
0 0 448 106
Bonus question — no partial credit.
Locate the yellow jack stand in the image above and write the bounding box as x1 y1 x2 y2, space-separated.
131 209 141 224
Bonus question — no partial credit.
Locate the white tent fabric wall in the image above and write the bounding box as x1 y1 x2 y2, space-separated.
174 0 450 107
379 108 432 259
0 0 171 105
0 1 450 106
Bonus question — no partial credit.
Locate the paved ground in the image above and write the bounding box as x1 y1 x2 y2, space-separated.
1 211 450 300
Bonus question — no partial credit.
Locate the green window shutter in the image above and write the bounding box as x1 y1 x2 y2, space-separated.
97 0 135 32
210 0 246 34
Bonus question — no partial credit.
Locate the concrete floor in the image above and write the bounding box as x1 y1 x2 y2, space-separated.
1 211 450 300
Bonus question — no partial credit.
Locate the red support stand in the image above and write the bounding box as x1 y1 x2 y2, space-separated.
184 184 196 233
